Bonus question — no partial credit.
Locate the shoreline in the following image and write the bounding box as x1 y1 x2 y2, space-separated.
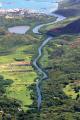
0 8 57 19
0 2 59 17
0 8 45 16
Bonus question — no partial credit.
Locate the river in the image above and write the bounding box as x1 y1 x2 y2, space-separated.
33 13 66 110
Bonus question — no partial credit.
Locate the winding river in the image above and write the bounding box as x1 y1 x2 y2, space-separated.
33 13 66 110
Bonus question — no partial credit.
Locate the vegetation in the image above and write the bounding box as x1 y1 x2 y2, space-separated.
17 34 80 120
40 16 80 33
0 13 56 119
14 14 80 120
37 19 80 119
0 6 80 120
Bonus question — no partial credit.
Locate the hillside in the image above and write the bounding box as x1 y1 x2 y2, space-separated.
35 16 80 120
24 13 80 120
47 18 80 36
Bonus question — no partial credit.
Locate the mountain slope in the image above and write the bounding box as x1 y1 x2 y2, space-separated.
47 18 80 36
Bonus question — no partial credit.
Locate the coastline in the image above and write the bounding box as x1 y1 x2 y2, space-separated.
0 8 57 20
0 1 59 17
0 8 44 16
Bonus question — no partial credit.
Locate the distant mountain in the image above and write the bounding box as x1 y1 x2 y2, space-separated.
66 0 80 4
59 0 80 8
55 0 80 17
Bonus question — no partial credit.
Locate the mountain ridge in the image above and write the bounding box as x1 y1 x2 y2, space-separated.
47 18 80 36
55 0 80 17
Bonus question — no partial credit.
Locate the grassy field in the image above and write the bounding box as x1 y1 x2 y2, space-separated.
0 18 38 111
0 43 37 110
0 14 56 113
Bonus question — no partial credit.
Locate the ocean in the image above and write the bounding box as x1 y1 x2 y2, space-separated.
0 0 58 13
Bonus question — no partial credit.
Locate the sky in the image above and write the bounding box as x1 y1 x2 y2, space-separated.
0 0 58 13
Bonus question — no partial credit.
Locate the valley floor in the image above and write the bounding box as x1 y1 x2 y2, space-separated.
0 14 56 119
0 12 80 120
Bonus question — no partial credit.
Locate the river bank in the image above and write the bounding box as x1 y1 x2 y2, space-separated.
32 12 66 110
1 1 80 120
0 10 57 119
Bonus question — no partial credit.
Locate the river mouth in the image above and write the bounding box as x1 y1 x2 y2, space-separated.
8 26 30 34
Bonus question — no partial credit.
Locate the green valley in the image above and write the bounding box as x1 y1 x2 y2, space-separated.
0 14 56 119
0 0 80 120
